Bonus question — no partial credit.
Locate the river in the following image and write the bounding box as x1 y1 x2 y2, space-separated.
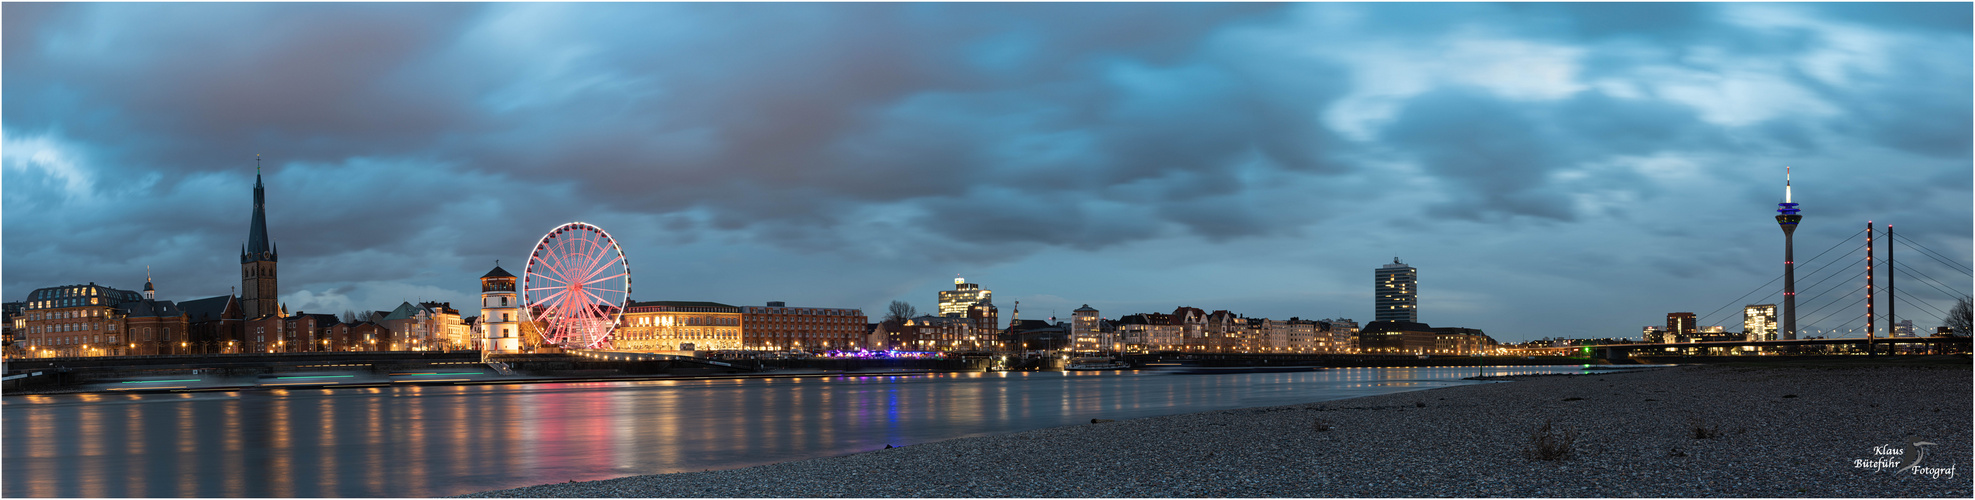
3 365 1609 497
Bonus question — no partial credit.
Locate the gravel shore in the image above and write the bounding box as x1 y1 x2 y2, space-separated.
464 364 1971 497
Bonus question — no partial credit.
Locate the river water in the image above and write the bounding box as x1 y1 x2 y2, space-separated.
3 365 1606 497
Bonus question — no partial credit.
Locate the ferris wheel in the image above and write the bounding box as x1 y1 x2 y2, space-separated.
523 222 631 350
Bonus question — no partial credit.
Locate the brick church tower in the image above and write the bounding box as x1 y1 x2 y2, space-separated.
242 157 279 319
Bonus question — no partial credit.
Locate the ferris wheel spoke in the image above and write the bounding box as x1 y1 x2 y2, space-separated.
577 252 625 284
526 270 570 286
535 288 574 307
580 270 627 287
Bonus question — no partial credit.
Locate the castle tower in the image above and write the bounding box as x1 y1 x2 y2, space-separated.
144 267 156 300
1775 167 1802 340
480 264 521 352
242 156 279 319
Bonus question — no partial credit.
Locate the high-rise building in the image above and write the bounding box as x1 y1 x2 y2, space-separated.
242 159 279 320
938 277 992 317
1743 304 1778 342
1666 312 1697 342
1375 259 1418 322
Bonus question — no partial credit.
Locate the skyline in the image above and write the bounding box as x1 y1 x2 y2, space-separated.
5 3 1971 342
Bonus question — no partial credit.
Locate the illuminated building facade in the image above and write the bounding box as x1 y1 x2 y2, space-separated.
19 283 150 357
616 301 743 352
1070 304 1103 351
938 277 992 317
1666 312 1697 343
3 302 21 359
741 301 867 351
1376 259 1418 322
284 313 339 352
1359 321 1495 355
1114 313 1180 352
899 315 977 351
479 265 521 352
1323 318 1360 353
1743 304 1778 342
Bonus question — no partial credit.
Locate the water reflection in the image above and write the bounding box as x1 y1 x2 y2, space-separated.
4 365 1613 497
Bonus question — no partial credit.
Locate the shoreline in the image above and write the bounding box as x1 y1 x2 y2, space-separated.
3 359 1612 397
464 363 1970 498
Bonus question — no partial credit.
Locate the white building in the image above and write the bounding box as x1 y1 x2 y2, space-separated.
479 265 522 352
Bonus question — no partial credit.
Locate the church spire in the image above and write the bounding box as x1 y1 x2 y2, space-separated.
244 154 274 263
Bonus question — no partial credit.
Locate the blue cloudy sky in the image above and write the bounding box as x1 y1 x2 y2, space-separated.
5 2 1970 341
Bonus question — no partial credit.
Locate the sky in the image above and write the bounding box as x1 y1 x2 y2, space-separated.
4 2 1970 342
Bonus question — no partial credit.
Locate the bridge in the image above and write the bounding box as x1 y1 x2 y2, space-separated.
1515 336 1970 359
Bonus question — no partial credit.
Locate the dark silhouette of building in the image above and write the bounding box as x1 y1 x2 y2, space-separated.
181 295 242 354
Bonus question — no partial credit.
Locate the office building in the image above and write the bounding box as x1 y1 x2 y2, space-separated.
1666 312 1697 342
1743 304 1778 342
938 277 992 317
1376 258 1418 322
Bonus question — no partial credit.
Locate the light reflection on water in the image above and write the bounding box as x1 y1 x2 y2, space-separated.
3 365 1610 497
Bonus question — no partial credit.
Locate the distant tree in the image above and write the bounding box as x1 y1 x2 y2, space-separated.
885 300 918 323
1947 296 1972 336
341 309 360 324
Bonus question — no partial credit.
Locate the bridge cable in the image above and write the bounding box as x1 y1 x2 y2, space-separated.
1693 230 1863 326
1791 243 1875 303
1892 233 1973 276
1787 253 1871 318
1886 278 1956 321
1887 258 1970 299
1799 293 1867 335
1891 296 1949 331
1893 231 1974 275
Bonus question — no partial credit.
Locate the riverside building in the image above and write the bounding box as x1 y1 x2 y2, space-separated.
616 301 744 352
1375 259 1418 322
741 302 867 351
1744 304 1778 342
938 277 992 316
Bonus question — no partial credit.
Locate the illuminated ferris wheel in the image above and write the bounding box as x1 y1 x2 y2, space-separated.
523 222 631 350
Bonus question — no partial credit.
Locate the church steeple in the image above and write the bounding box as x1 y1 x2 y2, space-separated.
242 155 280 320
244 154 274 264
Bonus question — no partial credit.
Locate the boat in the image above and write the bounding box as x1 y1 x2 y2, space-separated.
1064 357 1131 371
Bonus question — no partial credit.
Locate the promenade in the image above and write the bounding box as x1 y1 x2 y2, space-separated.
467 360 1971 498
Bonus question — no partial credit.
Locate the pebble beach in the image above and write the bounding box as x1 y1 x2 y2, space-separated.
465 363 1971 498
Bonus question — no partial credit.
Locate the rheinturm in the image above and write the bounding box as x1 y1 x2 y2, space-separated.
241 157 279 319
1775 167 1801 340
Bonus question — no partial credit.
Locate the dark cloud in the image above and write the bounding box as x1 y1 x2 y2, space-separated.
4 3 1968 340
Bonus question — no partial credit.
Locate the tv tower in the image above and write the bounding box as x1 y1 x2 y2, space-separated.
1775 167 1802 340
